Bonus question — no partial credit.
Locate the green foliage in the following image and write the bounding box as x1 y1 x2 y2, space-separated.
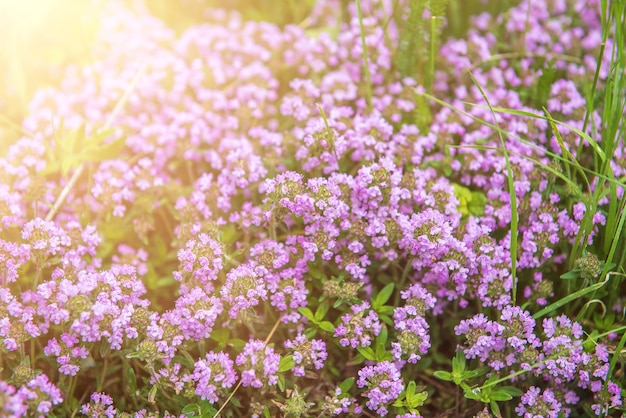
395 0 449 92
436 352 522 416
452 183 487 218
396 0 426 80
467 70 520 304
278 355 296 373
42 122 125 177
355 0 373 109
429 0 449 90
181 401 218 418
533 275 610 320
392 381 428 414
298 304 336 336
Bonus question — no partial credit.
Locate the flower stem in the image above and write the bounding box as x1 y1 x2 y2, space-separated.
356 0 373 110
214 317 282 417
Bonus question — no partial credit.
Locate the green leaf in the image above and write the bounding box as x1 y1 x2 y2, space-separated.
498 386 523 397
406 381 416 398
230 339 247 350
378 305 395 315
433 371 452 381
375 342 386 361
278 374 286 392
125 366 137 394
560 269 582 280
90 127 116 145
181 404 200 416
148 385 158 403
347 353 366 366
318 321 335 333
379 314 394 326
80 135 126 163
463 388 481 400
464 366 490 379
210 328 230 344
199 402 217 418
490 400 501 416
535 63 556 107
278 355 295 373
533 278 609 319
309 267 325 280
339 377 355 393
230 396 242 408
98 342 110 358
407 390 428 409
452 350 466 373
298 307 316 322
375 325 388 346
490 390 513 401
374 283 395 306
315 302 330 322
357 346 376 361
392 397 406 408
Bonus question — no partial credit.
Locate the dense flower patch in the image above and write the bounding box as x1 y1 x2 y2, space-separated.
1 0 625 416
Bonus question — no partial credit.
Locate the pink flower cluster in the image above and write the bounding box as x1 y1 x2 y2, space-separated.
0 0 623 416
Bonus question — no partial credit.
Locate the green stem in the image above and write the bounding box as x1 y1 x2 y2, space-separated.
592 325 626 342
214 318 282 417
474 359 549 392
356 0 373 110
97 356 108 392
394 258 414 306
429 17 436 92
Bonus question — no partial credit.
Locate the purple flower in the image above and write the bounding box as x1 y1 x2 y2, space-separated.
357 361 404 416
334 302 381 348
187 351 237 403
515 387 576 418
0 239 30 285
236 339 281 388
320 386 363 416
391 316 430 364
455 313 506 364
221 262 268 319
397 283 436 317
81 392 116 417
284 333 327 376
21 218 71 262
0 380 28 417
43 333 89 376
20 373 63 415
173 232 223 293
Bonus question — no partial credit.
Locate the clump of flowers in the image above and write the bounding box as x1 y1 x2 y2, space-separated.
357 361 404 416
173 232 224 293
0 0 624 416
43 332 89 376
515 387 578 418
236 339 281 388
221 263 268 320
81 392 117 418
186 351 237 403
334 302 381 348
284 333 327 377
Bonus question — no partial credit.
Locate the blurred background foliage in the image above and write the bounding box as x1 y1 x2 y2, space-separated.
0 0 517 147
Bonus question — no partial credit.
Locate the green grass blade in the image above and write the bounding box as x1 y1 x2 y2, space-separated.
355 0 373 110
533 277 609 320
466 70 519 305
465 104 607 162
418 92 625 192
